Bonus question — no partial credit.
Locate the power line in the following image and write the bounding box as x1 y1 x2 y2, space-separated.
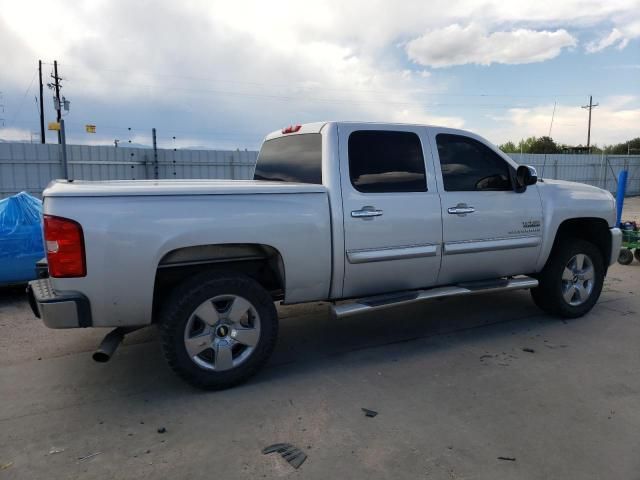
57 63 591 99
7 69 37 127
62 77 566 109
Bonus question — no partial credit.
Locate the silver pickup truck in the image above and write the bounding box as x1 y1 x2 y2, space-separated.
28 121 622 389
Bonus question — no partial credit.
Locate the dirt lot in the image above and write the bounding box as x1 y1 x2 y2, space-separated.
1 198 639 480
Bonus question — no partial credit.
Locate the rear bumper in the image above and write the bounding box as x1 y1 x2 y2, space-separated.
610 227 622 266
27 278 92 328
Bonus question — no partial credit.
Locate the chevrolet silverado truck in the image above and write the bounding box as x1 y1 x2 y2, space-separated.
28 122 622 389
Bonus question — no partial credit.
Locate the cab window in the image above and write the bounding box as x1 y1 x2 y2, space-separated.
436 134 512 191
348 130 427 193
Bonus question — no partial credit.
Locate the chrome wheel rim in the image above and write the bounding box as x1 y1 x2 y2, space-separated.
183 294 261 371
561 254 595 306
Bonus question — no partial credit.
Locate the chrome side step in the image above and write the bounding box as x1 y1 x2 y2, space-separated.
333 276 538 318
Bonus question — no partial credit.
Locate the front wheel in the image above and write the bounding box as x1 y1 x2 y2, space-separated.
159 271 278 390
531 239 604 318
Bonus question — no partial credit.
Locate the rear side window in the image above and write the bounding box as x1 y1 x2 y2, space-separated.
436 134 512 191
254 134 322 184
348 131 426 193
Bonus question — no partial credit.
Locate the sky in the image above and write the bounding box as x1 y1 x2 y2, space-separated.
0 0 638 150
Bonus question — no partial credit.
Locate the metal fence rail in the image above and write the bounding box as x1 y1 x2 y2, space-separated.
1 142 638 199
0 142 257 198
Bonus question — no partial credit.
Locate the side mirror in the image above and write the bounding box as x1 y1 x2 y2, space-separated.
515 165 538 192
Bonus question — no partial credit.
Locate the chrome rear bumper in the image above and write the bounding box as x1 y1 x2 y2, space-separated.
27 278 92 328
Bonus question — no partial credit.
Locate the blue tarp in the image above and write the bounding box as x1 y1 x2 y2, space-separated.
0 192 44 285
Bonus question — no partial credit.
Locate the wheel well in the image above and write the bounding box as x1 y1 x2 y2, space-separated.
152 244 285 321
550 218 611 267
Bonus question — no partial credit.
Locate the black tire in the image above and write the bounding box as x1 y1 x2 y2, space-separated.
159 271 278 390
531 238 604 318
618 248 634 265
634 249 640 263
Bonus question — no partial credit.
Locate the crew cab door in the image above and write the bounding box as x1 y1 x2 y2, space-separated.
338 124 442 298
429 129 543 284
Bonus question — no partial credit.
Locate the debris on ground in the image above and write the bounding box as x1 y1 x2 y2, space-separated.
157 427 166 434
497 456 516 461
0 462 13 470
361 408 378 418
77 452 102 463
522 348 535 353
262 443 307 469
47 447 65 455
544 343 568 349
479 354 493 360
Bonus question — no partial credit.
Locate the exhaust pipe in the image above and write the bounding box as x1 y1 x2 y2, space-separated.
93 326 142 363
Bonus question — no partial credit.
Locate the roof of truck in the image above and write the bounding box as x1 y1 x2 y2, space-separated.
263 121 464 141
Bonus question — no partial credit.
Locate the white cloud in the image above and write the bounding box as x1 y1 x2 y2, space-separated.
586 28 627 52
586 19 640 52
406 24 577 68
0 0 638 148
0 127 34 142
478 96 640 146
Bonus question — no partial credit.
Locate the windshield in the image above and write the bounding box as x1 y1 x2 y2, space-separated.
253 134 322 184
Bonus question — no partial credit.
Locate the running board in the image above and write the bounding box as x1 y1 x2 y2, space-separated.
333 276 538 318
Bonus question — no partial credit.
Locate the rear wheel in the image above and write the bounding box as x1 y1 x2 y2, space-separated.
159 271 278 390
634 249 640 263
531 239 604 318
618 248 634 265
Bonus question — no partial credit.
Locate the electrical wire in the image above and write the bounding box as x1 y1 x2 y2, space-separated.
57 62 592 99
8 69 37 126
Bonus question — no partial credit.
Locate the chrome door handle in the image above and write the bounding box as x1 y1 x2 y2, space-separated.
351 206 383 218
448 203 475 215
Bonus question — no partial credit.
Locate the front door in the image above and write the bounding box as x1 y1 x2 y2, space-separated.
339 124 442 298
429 130 543 284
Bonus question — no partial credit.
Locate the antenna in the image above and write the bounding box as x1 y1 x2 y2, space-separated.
548 101 557 137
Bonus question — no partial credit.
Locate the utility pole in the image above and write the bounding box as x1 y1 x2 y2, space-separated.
60 118 68 179
46 60 71 178
152 128 159 179
581 95 599 151
38 60 45 143
50 60 62 144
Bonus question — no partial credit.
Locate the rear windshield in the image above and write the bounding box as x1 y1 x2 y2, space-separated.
253 134 322 184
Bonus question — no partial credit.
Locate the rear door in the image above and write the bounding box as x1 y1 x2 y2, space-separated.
429 130 543 284
338 124 442 298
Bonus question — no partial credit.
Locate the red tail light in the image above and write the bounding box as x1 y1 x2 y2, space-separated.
282 125 302 134
43 215 86 278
